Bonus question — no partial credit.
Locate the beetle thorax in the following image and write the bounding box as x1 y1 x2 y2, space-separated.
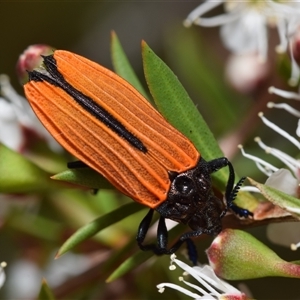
155 157 225 235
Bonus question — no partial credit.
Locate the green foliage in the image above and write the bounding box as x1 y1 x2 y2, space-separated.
38 280 56 300
0 144 58 193
248 177 300 219
57 202 142 257
111 31 149 99
1 30 299 300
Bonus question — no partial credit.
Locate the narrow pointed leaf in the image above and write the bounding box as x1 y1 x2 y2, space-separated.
51 168 114 190
248 177 300 219
0 143 55 193
38 279 56 300
9 213 63 241
56 202 142 257
111 31 149 99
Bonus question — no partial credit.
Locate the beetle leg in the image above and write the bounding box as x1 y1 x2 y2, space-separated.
136 209 156 251
137 212 173 254
137 211 200 264
167 230 204 263
185 238 198 266
157 216 168 250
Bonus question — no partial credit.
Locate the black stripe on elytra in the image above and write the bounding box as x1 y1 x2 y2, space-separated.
28 54 147 153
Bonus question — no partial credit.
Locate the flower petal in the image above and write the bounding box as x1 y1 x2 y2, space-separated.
220 12 267 61
265 169 299 197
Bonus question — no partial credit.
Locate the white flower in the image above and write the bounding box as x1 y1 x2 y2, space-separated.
239 99 300 197
239 116 300 197
157 254 247 299
240 86 300 248
0 74 60 152
184 0 300 83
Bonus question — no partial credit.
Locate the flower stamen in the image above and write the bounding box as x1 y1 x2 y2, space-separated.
157 255 244 299
183 0 225 27
238 144 278 176
291 242 300 251
268 86 300 100
255 137 300 176
267 102 300 118
157 282 201 298
258 112 300 149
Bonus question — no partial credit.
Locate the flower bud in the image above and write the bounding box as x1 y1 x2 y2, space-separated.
16 44 54 85
207 229 300 280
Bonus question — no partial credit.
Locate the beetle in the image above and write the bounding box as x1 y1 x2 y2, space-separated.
24 50 252 263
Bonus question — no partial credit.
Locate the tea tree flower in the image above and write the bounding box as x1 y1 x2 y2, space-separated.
239 119 300 197
240 87 300 248
157 254 247 299
184 0 300 83
240 106 300 197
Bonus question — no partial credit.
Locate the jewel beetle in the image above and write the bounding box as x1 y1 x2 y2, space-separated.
23 50 252 262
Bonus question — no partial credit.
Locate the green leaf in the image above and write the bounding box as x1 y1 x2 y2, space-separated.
51 168 114 190
0 143 56 193
111 31 149 99
56 202 142 257
248 177 300 219
38 279 56 300
142 42 227 188
8 213 63 242
106 250 153 282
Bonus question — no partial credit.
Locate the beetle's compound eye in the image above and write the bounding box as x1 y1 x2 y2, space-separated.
174 175 195 195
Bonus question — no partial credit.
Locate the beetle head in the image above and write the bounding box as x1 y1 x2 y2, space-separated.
156 157 226 235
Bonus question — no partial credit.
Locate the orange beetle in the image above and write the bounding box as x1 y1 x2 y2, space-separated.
24 50 251 263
